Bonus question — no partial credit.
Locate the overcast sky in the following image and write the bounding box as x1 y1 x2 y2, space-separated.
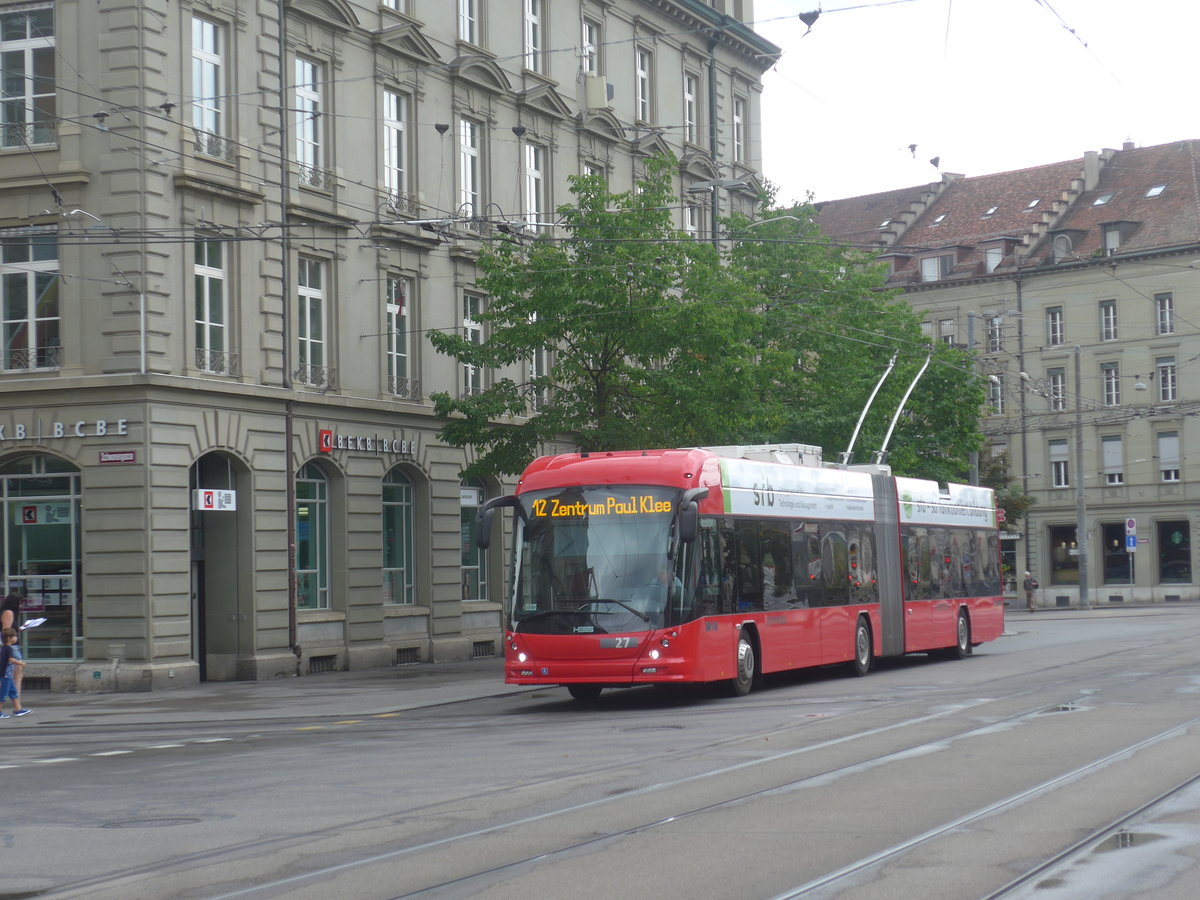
752 0 1197 204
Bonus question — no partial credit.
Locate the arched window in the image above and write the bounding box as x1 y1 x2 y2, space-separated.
0 453 81 659
295 462 329 610
460 479 487 601
383 468 414 605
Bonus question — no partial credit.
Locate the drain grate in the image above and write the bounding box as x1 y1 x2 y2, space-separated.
308 654 337 674
472 640 495 659
21 676 51 692
395 647 420 666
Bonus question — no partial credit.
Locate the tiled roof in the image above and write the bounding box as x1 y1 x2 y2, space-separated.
812 183 942 249
813 140 1200 284
892 159 1084 251
1029 140 1200 260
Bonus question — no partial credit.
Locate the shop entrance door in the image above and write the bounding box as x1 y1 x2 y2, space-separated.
190 453 245 681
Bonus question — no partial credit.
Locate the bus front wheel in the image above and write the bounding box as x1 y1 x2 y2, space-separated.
567 684 603 702
730 633 756 697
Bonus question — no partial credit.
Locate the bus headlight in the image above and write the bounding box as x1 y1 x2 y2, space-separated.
660 638 671 648
648 648 660 660
517 652 527 663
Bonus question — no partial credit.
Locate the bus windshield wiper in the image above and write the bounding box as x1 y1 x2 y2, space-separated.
578 599 651 622
515 608 593 624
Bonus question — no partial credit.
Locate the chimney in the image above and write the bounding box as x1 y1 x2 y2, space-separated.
1083 150 1100 191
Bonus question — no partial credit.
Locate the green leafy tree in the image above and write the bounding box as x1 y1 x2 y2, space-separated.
431 168 986 482
429 156 767 478
980 446 1035 527
726 206 986 482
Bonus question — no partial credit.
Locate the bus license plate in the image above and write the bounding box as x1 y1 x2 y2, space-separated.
599 637 636 648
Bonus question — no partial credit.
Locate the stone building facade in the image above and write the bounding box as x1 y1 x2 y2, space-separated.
816 140 1200 608
0 0 777 688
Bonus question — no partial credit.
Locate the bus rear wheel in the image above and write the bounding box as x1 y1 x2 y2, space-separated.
730 633 756 697
850 618 872 677
567 684 603 702
950 611 971 659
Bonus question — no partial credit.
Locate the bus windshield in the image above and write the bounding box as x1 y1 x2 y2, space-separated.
511 485 683 635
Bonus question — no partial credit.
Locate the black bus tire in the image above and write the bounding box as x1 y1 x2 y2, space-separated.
730 633 755 697
567 684 603 702
951 610 971 659
851 617 872 677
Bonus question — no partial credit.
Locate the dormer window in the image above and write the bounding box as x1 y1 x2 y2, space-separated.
920 253 954 282
1146 184 1166 198
1052 234 1072 262
985 246 1004 273
1092 192 1114 206
1103 223 1122 254
1101 220 1138 255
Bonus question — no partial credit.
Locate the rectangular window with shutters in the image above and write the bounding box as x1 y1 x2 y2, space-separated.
1156 292 1175 335
1047 307 1064 345
1 3 56 148
462 293 484 397
1049 439 1069 488
1157 356 1177 402
1 227 59 370
1101 435 1123 485
988 376 1004 415
382 90 408 204
1158 431 1180 482
1102 362 1121 406
1047 368 1066 411
1099 299 1118 341
192 17 223 145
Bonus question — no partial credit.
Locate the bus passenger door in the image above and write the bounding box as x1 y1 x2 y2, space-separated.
904 530 932 652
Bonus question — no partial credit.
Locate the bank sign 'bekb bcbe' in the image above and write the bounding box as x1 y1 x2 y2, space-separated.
317 427 418 456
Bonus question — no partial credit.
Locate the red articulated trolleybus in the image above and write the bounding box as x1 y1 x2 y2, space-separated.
476 444 1005 702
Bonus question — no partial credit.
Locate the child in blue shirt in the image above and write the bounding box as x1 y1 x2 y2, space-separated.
0 627 30 718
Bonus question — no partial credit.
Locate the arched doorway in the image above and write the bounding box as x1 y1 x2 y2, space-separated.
189 451 249 680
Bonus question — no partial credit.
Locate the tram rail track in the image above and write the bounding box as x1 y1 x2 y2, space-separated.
24 620 1200 900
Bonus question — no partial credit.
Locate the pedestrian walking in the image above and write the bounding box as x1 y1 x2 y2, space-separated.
1023 571 1039 610
0 627 30 718
0 591 20 631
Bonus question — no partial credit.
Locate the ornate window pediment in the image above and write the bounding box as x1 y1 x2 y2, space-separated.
517 84 572 121
449 55 512 94
374 23 441 64
679 151 719 182
631 129 671 158
287 0 359 31
578 109 625 143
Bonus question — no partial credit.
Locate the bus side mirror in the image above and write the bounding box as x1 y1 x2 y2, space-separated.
475 495 524 551
475 507 495 550
677 487 709 544
679 502 699 543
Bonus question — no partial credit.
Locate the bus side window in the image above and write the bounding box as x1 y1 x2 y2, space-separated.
718 520 738 615
794 529 822 607
821 528 849 606
695 518 722 618
761 521 795 608
735 521 764 612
